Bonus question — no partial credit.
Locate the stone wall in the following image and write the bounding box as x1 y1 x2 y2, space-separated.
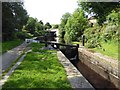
78 47 120 89
57 51 94 89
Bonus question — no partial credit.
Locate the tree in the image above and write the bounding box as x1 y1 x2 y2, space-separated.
39 20 44 25
78 1 120 25
2 2 28 41
44 22 52 30
59 12 71 43
53 24 59 29
25 17 37 34
64 8 87 44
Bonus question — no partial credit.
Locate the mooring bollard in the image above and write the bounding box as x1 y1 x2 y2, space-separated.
51 43 54 48
44 35 47 47
82 35 85 46
56 44 59 49
45 42 47 47
76 44 79 62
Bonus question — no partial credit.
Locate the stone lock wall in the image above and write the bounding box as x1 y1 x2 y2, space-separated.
78 47 120 89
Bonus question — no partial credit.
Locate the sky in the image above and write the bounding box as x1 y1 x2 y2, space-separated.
24 0 78 24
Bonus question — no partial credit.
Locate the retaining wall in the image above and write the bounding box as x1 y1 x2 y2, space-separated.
57 51 94 89
78 47 120 89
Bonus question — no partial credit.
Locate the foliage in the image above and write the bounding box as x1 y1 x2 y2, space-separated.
2 2 28 41
44 22 52 30
39 20 44 25
92 40 118 60
1 39 23 54
78 1 120 25
15 30 33 40
35 22 45 34
106 10 119 26
84 10 119 50
64 8 87 44
59 12 71 43
52 24 59 29
2 43 72 89
24 17 37 34
24 17 50 37
85 25 103 48
103 11 119 42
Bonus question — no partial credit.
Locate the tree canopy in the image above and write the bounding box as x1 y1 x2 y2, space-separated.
2 2 28 41
44 22 52 30
64 8 87 44
59 12 71 43
78 1 120 25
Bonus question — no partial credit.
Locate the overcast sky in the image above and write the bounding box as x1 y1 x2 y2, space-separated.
24 0 78 24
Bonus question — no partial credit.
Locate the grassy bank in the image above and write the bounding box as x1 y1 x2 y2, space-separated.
92 41 118 60
1 39 23 54
72 41 118 60
2 43 71 89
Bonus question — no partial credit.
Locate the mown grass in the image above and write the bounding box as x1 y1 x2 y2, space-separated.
0 39 23 54
2 43 72 89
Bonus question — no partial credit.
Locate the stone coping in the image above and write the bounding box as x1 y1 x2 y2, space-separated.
78 47 119 78
57 51 94 89
78 47 120 89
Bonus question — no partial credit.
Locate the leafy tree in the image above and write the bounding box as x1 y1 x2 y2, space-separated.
44 22 52 30
78 1 120 25
53 24 59 29
84 10 119 49
64 8 87 44
103 11 119 41
39 20 44 25
59 12 71 43
25 17 37 34
35 22 45 36
2 2 28 41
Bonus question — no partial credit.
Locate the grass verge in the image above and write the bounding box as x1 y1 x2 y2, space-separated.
2 43 72 89
0 39 23 54
74 41 118 60
92 41 118 60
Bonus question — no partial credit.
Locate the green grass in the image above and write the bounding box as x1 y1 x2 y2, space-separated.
72 41 80 45
72 40 119 60
2 43 72 89
92 41 119 60
0 39 23 54
72 41 82 46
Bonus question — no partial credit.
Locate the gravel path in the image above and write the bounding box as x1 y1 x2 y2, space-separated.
0 42 30 73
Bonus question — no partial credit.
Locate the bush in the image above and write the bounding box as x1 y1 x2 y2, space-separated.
85 25 103 48
16 31 33 40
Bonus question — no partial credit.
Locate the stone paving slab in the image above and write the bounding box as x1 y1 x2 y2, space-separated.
57 51 95 89
0 42 29 73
